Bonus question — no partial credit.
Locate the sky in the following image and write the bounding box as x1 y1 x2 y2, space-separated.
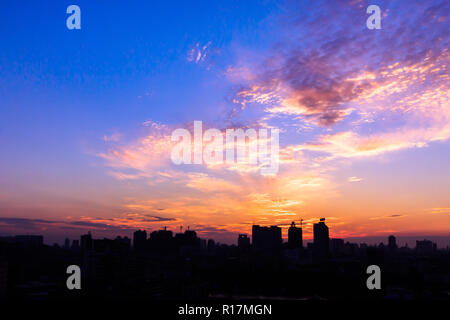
0 0 449 246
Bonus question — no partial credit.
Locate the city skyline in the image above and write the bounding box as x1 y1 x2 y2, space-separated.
2 219 449 249
1 1 449 246
2 216 448 302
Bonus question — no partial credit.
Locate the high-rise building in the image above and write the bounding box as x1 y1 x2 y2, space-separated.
150 227 174 250
71 239 80 250
238 234 251 248
80 232 93 251
288 221 302 249
330 238 344 256
252 225 282 250
0 261 7 299
388 235 397 250
416 239 436 254
115 236 131 252
15 235 43 248
313 218 329 259
133 230 147 251
207 239 215 251
64 238 70 249
183 230 198 246
150 227 173 241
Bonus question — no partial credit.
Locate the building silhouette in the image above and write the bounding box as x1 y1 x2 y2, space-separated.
207 239 215 251
252 225 282 250
330 238 344 256
313 218 329 259
133 229 147 251
64 238 70 249
80 232 93 251
0 261 6 299
150 227 172 241
183 230 198 246
416 239 437 254
388 235 397 250
0 225 449 301
238 234 251 249
71 239 80 250
288 221 302 249
14 235 43 248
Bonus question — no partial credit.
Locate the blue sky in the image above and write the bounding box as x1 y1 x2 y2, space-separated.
0 0 280 176
0 1 449 245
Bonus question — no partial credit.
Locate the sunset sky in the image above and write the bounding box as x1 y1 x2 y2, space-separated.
0 0 449 246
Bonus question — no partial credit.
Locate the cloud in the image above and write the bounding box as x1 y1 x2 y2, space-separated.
186 173 243 193
187 42 219 69
187 42 211 63
103 132 122 142
369 214 407 221
228 0 449 160
141 215 176 222
69 221 117 229
0 216 135 232
0 212 178 234
81 0 450 242
295 125 450 159
98 120 174 174
0 217 59 229
429 207 450 214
